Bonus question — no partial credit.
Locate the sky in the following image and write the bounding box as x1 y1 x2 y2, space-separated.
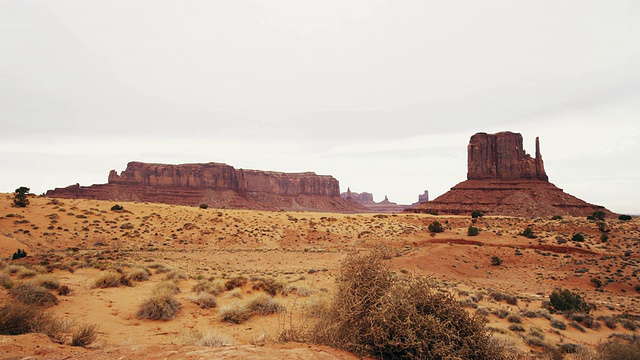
1 1 639 214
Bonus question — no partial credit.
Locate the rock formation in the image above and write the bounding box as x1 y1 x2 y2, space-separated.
47 162 366 212
340 190 407 212
409 132 612 217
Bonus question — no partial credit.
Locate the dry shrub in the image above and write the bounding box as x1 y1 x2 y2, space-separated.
92 271 129 288
152 281 180 295
136 291 181 320
0 272 13 289
308 251 508 359
192 279 225 295
127 267 151 282
224 276 247 291
252 277 285 296
597 334 640 360
0 302 43 335
303 294 331 318
247 293 286 316
165 269 188 281
0 302 70 343
189 292 217 309
9 283 58 307
58 284 71 296
71 323 98 347
32 274 60 290
219 302 252 324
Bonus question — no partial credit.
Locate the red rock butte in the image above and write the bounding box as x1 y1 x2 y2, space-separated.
409 131 612 217
46 162 366 212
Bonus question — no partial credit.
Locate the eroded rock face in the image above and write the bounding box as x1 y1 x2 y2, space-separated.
409 131 612 217
47 162 361 212
107 162 339 196
467 132 548 181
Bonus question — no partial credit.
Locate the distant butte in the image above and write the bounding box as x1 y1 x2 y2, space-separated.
340 188 408 213
410 131 612 217
46 162 366 212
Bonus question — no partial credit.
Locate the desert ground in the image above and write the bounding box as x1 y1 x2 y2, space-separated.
1 194 639 359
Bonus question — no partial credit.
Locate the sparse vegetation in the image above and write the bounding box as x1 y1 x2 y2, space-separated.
491 256 503 266
471 210 484 218
199 203 209 209
572 233 585 242
110 204 124 211
618 214 632 221
468 226 480 236
9 283 58 307
92 271 130 288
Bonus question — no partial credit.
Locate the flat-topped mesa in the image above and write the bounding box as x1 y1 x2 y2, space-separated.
467 131 548 181
107 162 340 197
47 161 358 212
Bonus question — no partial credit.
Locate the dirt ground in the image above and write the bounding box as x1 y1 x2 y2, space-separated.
1 194 639 359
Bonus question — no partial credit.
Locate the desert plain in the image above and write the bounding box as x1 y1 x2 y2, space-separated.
1 194 639 359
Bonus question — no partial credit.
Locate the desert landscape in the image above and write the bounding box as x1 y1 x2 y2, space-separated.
1 191 639 359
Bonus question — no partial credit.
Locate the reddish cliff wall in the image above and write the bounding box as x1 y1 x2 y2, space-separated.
467 132 548 181
47 162 358 212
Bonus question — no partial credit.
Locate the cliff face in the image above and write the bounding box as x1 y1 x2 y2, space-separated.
47 162 358 212
107 162 340 197
467 132 548 181
410 131 612 217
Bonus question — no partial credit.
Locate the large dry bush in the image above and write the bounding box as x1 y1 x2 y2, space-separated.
0 302 70 343
310 251 508 359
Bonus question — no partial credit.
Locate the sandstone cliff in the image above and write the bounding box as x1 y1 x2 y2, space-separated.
47 162 364 212
467 131 548 181
410 132 612 217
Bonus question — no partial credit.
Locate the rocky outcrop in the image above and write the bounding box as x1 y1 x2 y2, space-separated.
467 132 548 181
47 162 365 212
340 190 407 212
410 132 612 217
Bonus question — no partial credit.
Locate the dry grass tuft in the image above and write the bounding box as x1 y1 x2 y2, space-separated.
247 293 286 316
219 302 253 324
127 267 151 282
189 292 217 309
192 279 225 295
92 271 130 288
136 290 181 320
186 330 232 347
71 323 99 347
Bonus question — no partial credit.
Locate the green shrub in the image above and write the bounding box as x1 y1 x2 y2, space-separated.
591 210 606 220
551 215 563 220
467 226 480 236
571 233 585 242
308 251 507 359
11 249 27 260
110 204 124 211
591 278 603 288
549 288 593 314
13 187 30 207
428 221 444 233
619 214 633 221
521 227 536 239
199 203 209 209
471 210 484 218
491 256 503 266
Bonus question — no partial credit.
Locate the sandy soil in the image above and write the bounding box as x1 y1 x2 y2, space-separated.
1 194 639 359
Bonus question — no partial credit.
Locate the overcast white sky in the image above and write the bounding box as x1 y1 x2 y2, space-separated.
1 1 639 214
